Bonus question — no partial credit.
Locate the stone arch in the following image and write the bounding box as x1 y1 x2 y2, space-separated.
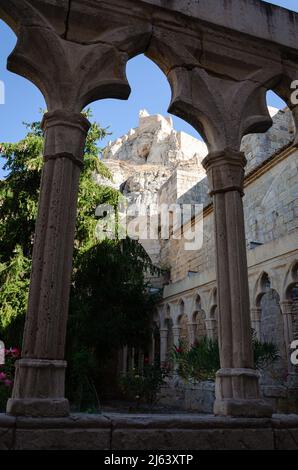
0 4 154 112
255 272 272 308
285 284 298 342
208 287 218 339
283 260 298 301
164 303 171 325
283 261 298 342
254 273 287 384
193 310 207 342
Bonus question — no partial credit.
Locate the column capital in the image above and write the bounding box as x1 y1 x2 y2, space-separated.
159 328 168 338
202 149 247 196
172 326 181 333
41 110 91 134
41 110 91 164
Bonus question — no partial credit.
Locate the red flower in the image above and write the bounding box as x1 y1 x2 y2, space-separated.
175 347 183 354
144 357 149 364
5 347 20 358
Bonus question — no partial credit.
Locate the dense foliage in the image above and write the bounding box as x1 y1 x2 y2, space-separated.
119 362 170 408
172 334 279 383
0 112 159 410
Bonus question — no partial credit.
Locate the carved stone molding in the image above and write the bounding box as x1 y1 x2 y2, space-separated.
202 150 246 196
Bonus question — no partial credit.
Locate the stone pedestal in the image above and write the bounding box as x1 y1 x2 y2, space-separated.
203 149 272 418
7 110 90 417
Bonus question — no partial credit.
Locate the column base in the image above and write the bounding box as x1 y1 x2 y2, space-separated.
214 368 273 417
214 398 273 417
6 398 70 417
7 358 69 417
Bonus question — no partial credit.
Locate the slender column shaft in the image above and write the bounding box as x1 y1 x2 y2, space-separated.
7 110 90 417
280 301 295 379
203 149 272 417
160 328 168 365
148 331 155 364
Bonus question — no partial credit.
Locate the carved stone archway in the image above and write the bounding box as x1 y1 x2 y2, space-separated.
1 0 298 418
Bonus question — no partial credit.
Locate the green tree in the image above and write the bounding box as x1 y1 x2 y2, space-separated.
0 112 159 410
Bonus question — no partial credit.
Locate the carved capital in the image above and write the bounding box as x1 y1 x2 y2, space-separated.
159 329 168 339
202 149 247 196
41 110 90 162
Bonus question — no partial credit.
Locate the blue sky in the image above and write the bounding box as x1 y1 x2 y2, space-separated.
0 0 297 178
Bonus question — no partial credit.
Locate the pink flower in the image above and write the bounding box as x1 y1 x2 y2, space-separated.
10 348 20 358
0 372 7 381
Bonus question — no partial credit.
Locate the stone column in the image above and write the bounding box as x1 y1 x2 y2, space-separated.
160 328 168 365
172 326 181 348
202 149 272 417
251 307 262 340
280 301 295 378
7 110 90 417
187 322 196 347
148 331 155 364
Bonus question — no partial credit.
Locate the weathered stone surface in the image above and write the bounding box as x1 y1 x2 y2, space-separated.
112 428 274 450
274 429 298 450
14 415 111 450
0 413 297 450
7 398 70 418
14 429 110 450
108 413 274 450
0 415 15 450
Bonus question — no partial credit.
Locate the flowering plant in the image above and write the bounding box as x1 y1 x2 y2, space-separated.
0 347 20 411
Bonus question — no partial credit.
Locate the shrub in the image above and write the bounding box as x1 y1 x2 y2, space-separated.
119 362 170 407
172 334 279 383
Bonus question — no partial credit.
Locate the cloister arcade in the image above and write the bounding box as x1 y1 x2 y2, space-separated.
151 259 298 389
